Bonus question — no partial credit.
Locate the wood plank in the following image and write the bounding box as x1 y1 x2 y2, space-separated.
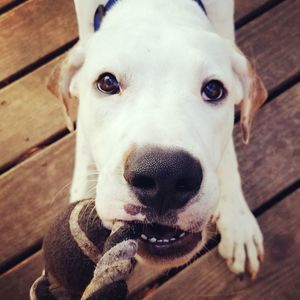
145 188 300 300
0 55 77 172
0 133 75 265
0 0 77 83
0 83 298 300
1 0 297 171
235 85 300 210
0 252 44 300
236 0 300 92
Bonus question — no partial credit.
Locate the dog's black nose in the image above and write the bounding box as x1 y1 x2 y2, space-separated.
124 147 203 215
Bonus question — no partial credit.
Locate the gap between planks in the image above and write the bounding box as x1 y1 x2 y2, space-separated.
0 0 26 15
235 0 286 29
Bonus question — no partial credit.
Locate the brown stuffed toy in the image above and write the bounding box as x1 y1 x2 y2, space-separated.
30 199 142 300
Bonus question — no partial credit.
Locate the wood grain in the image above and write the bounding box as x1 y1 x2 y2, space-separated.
235 85 300 210
0 0 299 173
0 252 44 300
0 0 77 83
236 0 300 92
0 133 75 265
0 83 298 300
145 188 300 300
0 55 77 172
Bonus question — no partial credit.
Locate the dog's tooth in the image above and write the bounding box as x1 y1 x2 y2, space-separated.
141 234 148 240
149 237 157 243
157 239 163 243
179 232 186 238
170 238 176 241
163 239 169 243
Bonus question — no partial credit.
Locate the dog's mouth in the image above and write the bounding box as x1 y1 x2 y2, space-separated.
137 223 202 260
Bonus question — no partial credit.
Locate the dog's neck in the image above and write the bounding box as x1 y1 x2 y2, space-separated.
94 0 209 32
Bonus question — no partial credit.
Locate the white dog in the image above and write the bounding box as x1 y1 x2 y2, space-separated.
48 0 267 279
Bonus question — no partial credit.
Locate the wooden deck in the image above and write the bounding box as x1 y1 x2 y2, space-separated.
0 0 299 299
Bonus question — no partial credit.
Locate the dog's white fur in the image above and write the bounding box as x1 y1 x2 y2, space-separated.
48 0 267 278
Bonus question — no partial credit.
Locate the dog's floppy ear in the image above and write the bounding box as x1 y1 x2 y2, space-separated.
47 43 85 131
231 46 268 144
47 0 105 131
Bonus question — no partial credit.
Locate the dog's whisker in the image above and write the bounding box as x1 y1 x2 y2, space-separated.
85 172 100 176
89 207 99 229
85 206 96 233
85 186 97 198
51 181 73 206
76 184 97 201
78 200 97 230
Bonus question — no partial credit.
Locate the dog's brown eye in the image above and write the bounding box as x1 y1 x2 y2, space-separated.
96 73 120 94
202 80 226 102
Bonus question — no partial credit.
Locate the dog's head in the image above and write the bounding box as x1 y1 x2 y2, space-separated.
48 1 267 267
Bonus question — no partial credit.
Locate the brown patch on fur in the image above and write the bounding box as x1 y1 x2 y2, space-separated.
46 44 84 131
124 204 143 216
47 60 78 131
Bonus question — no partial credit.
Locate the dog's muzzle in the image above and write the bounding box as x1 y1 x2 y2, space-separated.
124 147 203 215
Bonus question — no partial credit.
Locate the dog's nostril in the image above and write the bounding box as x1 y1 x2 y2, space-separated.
131 175 156 190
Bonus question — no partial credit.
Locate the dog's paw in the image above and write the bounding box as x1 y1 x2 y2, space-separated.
212 204 264 279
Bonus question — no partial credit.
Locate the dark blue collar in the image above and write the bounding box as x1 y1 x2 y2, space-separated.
194 0 207 15
94 0 207 31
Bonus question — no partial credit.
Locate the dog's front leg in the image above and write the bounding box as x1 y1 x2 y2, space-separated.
70 121 97 202
213 138 264 278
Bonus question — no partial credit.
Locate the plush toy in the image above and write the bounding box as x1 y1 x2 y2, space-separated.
30 199 142 300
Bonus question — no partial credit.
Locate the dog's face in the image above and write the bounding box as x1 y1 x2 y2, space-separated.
76 26 239 266
49 6 266 268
